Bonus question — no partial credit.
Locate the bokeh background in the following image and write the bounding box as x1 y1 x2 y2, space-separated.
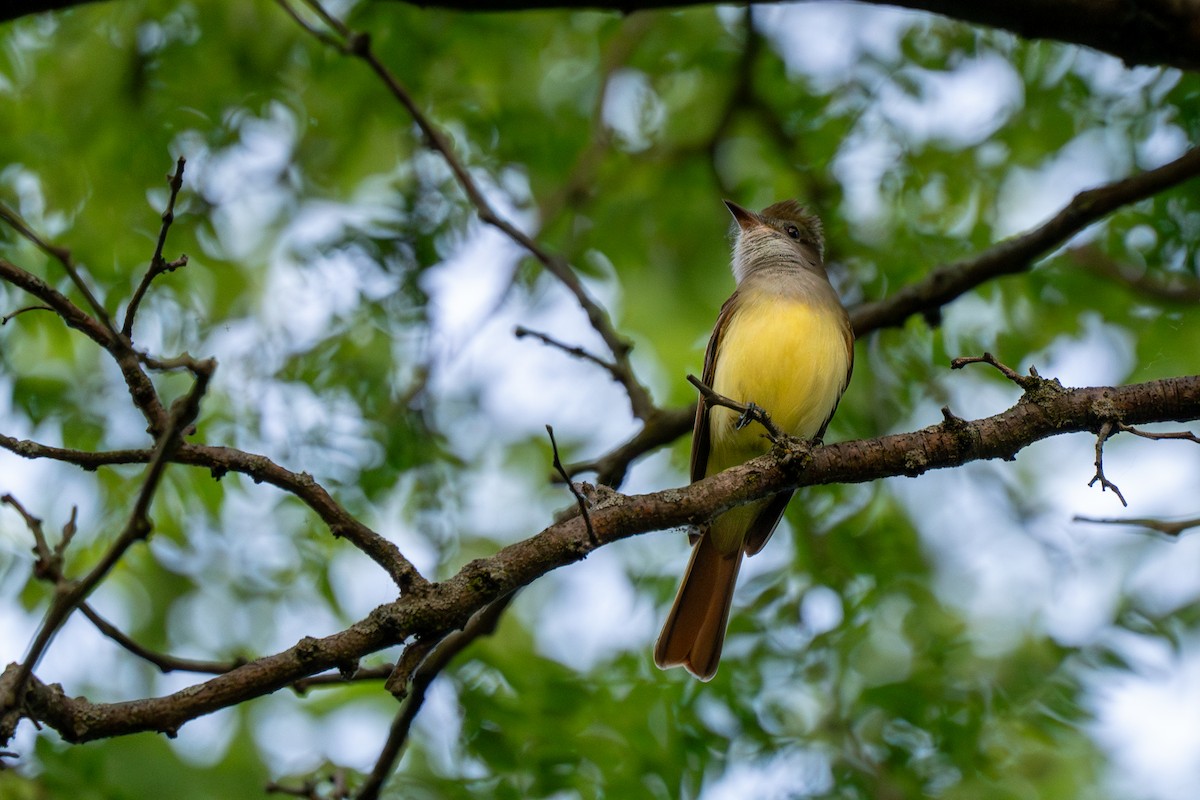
2 1 1200 797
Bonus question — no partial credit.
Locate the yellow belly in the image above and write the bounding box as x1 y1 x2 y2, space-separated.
707 294 850 477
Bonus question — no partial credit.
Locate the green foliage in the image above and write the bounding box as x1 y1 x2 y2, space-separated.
2 1 1199 799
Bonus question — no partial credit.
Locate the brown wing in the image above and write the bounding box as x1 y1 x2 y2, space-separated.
690 291 741 484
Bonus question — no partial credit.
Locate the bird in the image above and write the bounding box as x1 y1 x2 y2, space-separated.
654 199 854 681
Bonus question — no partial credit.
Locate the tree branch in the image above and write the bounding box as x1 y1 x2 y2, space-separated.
280 0 660 423
0 256 169 434
1 359 216 728
357 594 515 800
8 0 1200 71
122 156 189 340
0 433 430 592
569 143 1200 484
850 144 1200 335
10 371 1200 745
1068 244 1200 304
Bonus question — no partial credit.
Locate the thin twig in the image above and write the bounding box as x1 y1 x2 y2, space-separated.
0 304 54 325
950 352 1046 391
0 202 116 337
1087 420 1128 506
278 0 658 421
0 430 428 592
0 255 170 435
80 604 245 675
122 156 189 340
291 663 393 692
687 373 785 441
0 499 228 675
1117 422 1200 444
356 594 515 800
564 405 694 488
515 325 620 378
0 494 54 577
1074 514 1200 538
547 425 597 547
2 359 216 714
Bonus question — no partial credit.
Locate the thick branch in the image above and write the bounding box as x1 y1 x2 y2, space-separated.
850 144 1200 335
8 0 1200 72
15 372 1200 743
574 143 1200 481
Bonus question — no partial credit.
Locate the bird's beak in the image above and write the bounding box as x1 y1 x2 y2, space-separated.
723 200 760 232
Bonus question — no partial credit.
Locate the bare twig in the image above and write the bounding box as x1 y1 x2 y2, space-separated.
1074 515 1200 538
291 663 394 692
547 425 597 547
0 494 55 578
0 202 116 337
515 325 619 378
687 373 785 442
0 432 428 592
0 256 169 434
564 405 694 488
123 156 189 340
0 496 232 675
2 359 216 714
950 352 1051 393
357 594 515 800
0 304 53 324
1116 422 1200 444
80 604 245 675
278 0 658 421
1087 420 1128 506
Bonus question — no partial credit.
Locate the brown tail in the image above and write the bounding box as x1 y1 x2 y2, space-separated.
653 533 743 681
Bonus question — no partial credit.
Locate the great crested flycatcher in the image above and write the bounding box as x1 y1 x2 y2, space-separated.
654 199 854 681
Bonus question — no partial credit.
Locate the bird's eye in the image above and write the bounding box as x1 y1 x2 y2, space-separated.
785 225 801 239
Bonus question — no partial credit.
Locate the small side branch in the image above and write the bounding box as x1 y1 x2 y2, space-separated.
123 156 189 340
0 201 116 336
950 352 1046 391
81 604 245 675
1 304 54 325
1074 515 1200 538
565 405 694 488
1117 422 1200 445
515 325 648 416
687 373 784 442
1087 420 1128 507
2 358 216 718
356 594 514 800
546 425 597 547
